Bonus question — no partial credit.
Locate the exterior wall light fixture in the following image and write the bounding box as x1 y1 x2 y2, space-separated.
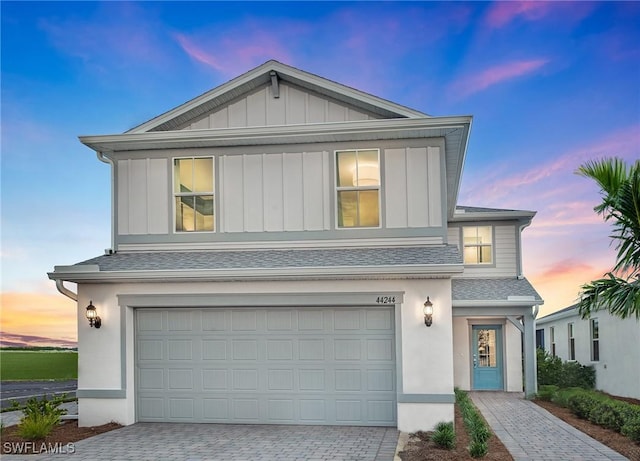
423 297 434 327
85 301 102 329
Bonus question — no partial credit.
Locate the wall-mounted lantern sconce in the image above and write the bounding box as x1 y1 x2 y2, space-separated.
85 301 102 329
423 297 434 327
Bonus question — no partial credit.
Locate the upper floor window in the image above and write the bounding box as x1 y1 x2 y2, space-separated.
463 226 493 264
568 322 576 361
590 319 599 361
335 149 380 228
174 157 214 232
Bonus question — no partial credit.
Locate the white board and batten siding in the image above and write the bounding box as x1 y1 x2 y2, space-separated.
448 225 518 277
183 83 379 130
385 147 442 229
117 158 169 235
219 152 331 233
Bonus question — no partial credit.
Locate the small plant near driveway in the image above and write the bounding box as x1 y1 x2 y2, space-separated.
431 421 456 449
15 394 68 441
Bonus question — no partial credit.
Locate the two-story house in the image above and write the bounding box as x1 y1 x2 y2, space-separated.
49 61 543 432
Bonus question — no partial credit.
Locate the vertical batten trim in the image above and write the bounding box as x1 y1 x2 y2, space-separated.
219 156 226 233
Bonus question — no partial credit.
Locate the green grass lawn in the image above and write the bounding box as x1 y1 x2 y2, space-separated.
0 350 78 380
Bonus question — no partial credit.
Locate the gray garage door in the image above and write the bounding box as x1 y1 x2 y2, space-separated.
135 307 396 425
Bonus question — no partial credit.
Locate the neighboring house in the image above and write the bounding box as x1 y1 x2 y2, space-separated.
48 61 543 432
536 305 640 400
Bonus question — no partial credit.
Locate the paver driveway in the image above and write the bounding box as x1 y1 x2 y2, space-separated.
5 423 399 461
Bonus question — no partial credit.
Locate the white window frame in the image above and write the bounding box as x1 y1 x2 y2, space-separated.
550 326 556 357
334 148 382 229
590 318 600 362
568 322 576 361
462 226 494 265
172 156 215 233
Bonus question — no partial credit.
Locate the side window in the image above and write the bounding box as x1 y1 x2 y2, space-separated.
550 326 556 357
568 323 576 361
590 319 599 361
174 157 215 232
335 149 380 228
463 226 493 264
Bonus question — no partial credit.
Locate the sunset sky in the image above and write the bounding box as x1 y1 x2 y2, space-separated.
1 1 639 346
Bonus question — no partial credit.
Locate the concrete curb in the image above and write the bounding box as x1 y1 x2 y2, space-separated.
393 431 409 461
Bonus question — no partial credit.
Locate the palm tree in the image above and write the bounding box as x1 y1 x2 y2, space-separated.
576 157 640 319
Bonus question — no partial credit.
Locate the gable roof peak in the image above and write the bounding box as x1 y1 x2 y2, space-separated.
127 59 429 133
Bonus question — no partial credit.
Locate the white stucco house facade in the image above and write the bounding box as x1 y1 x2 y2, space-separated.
49 61 543 431
536 305 640 400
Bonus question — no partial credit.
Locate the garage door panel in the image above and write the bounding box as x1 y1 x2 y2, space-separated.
366 310 392 330
139 340 163 360
268 369 294 390
267 310 294 330
203 398 228 420
136 307 396 425
267 339 293 360
169 398 194 419
298 310 324 330
232 310 258 331
138 311 163 331
232 339 258 360
168 340 192 360
168 311 193 331
202 340 227 360
202 369 228 389
334 339 361 360
367 339 393 361
202 310 226 331
168 369 193 390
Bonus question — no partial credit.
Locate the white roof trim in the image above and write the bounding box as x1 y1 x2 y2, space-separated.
81 116 470 153
48 264 464 283
127 60 428 134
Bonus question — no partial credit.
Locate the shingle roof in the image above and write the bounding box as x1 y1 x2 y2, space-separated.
452 277 543 302
77 245 463 272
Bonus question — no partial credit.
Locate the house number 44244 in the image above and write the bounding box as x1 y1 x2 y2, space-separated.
376 296 396 304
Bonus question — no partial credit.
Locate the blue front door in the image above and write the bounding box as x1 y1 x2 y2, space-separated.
472 325 504 390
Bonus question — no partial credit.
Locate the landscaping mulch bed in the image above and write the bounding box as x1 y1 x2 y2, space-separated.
534 399 640 461
1 420 122 455
399 403 513 460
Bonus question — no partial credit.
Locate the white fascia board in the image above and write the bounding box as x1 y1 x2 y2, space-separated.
536 307 580 324
80 116 472 153
48 264 464 284
453 299 544 308
450 210 536 222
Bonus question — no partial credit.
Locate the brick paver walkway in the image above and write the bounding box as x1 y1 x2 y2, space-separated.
471 392 628 461
1 422 399 460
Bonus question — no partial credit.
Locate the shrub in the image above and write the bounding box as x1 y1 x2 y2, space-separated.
557 361 596 389
551 387 587 407
536 348 595 389
21 394 67 422
536 384 559 401
536 348 562 385
431 421 455 449
622 415 640 442
557 388 640 443
17 413 59 440
16 394 68 441
588 400 626 432
567 392 598 419
469 440 488 458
